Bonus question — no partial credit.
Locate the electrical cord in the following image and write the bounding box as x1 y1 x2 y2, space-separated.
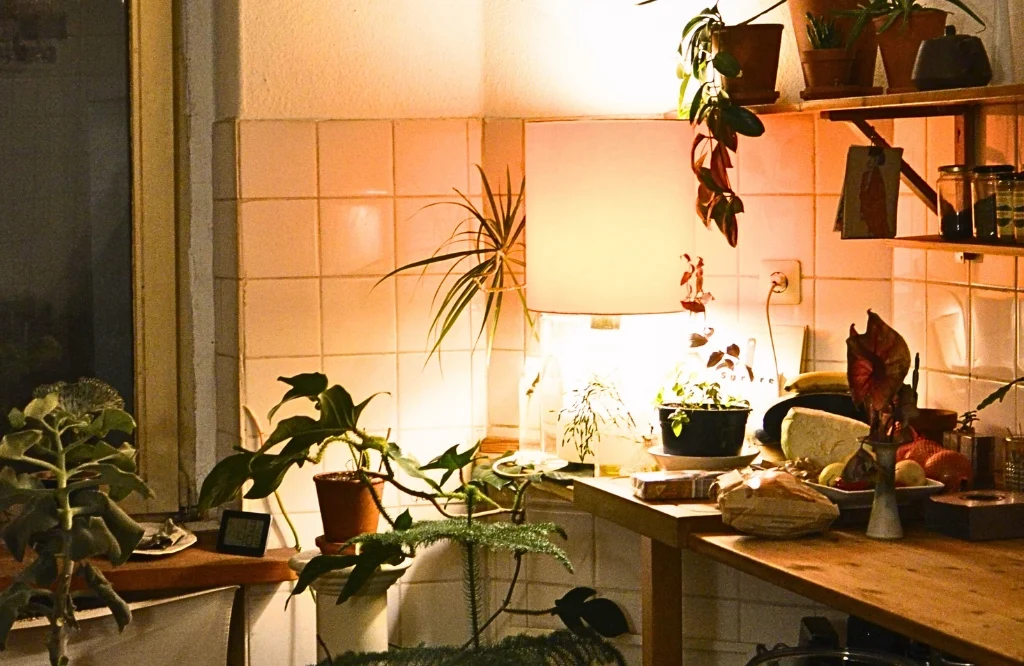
766 274 786 396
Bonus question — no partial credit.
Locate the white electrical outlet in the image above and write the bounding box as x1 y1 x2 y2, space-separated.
760 260 802 305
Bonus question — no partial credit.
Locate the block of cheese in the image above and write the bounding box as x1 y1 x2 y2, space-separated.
781 407 870 467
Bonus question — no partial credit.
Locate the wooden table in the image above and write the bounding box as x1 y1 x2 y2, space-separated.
574 477 1024 666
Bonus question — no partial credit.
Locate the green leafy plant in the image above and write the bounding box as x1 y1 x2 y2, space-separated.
679 255 752 380
805 12 844 49
658 381 751 437
379 167 531 360
198 374 629 665
559 377 637 463
841 0 983 46
640 1 783 247
0 379 153 666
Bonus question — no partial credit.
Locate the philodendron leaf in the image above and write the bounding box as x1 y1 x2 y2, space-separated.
262 415 319 450
289 553 361 599
579 598 630 638
976 376 1024 412
23 393 58 421
0 431 42 461
79 562 131 631
420 443 481 488
244 454 300 500
0 584 32 649
197 452 255 513
268 373 328 421
318 385 358 431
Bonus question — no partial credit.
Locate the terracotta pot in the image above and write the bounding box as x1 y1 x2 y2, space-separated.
801 48 855 88
874 9 947 93
313 471 384 547
713 24 784 105
788 0 880 92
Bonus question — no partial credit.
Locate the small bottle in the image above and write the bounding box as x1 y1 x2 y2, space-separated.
937 165 972 240
972 165 1015 242
996 175 1015 243
1014 173 1024 244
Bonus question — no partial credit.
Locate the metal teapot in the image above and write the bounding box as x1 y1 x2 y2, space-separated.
912 26 992 91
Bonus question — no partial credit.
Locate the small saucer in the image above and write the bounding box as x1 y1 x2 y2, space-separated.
647 445 760 472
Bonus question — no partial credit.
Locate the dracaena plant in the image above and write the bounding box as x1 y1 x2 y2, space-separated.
0 379 152 666
806 13 844 49
841 0 983 46
378 166 531 361
197 374 629 665
846 311 920 444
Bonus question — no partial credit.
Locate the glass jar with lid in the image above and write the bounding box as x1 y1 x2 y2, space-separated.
937 165 972 240
1014 173 1024 244
972 165 1015 242
996 175 1015 243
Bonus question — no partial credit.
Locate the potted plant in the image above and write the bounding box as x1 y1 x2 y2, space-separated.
199 374 391 553
843 0 984 93
801 13 855 93
640 2 780 247
558 377 640 475
0 379 153 666
200 374 630 665
378 167 530 360
787 0 881 96
846 311 920 540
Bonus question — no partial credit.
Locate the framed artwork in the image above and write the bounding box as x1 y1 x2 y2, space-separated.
836 145 904 239
217 510 272 557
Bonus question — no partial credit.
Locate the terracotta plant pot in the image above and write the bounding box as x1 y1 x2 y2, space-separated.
801 48 855 88
313 471 384 549
713 24 784 106
874 9 947 93
788 0 880 94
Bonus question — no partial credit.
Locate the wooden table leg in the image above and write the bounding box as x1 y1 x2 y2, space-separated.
641 536 682 666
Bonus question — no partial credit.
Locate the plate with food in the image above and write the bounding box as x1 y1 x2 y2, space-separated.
133 519 197 557
805 444 951 508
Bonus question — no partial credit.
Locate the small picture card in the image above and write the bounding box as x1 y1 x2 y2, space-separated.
217 510 272 557
839 145 903 239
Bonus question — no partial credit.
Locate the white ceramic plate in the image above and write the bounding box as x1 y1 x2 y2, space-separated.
132 523 198 557
804 479 945 509
647 445 760 471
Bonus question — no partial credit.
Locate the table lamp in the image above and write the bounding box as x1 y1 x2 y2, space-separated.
498 120 692 473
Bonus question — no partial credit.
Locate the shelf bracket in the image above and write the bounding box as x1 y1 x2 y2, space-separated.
823 104 977 217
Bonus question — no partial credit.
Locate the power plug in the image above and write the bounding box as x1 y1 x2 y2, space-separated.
760 260 802 305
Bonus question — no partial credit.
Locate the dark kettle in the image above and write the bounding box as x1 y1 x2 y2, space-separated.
912 26 992 91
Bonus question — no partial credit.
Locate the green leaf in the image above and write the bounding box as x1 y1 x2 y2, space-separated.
69 516 120 561
579 598 630 638
420 443 481 488
268 373 328 421
7 408 25 429
0 584 32 649
262 415 319 450
66 442 137 474
318 385 358 431
941 0 984 26
18 550 57 588
720 104 765 138
197 452 254 513
290 553 361 599
976 377 1024 412
382 443 440 491
79 562 132 631
81 409 136 437
0 467 46 510
3 497 60 560
712 51 741 78
23 394 58 421
72 463 153 502
0 431 42 461
394 509 413 531
244 454 298 500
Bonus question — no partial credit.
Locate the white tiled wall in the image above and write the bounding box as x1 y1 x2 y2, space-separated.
213 107 1024 665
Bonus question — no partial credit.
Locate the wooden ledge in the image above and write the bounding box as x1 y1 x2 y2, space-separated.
0 543 297 594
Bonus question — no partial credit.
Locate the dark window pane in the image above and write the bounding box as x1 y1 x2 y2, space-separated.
0 0 133 420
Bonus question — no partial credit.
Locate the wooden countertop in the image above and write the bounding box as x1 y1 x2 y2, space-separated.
689 530 1024 666
573 477 723 548
0 544 298 593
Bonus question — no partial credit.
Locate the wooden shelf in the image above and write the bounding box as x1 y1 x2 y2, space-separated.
886 235 1024 257
689 530 1024 666
664 84 1024 119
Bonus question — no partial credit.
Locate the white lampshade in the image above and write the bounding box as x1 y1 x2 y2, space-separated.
525 120 692 315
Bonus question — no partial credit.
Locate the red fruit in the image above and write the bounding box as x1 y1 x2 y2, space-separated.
924 450 973 493
897 439 944 468
834 479 870 491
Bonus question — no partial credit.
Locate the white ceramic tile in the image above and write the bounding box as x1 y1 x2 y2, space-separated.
892 280 927 363
594 518 641 592
740 114 814 195
482 118 524 194
321 355 398 432
243 279 321 358
238 121 317 199
394 119 469 196
978 104 1019 167
399 581 469 646
926 283 970 374
487 350 523 429
927 250 970 285
397 352 475 430
396 275 472 353
318 120 393 197
970 255 1016 290
240 199 319 279
816 117 892 196
321 277 398 355
738 277 814 332
319 199 395 276
926 371 970 416
737 195 815 277
694 222 740 277
246 586 317 666
468 118 483 196
526 583 574 630
703 276 739 327
971 288 1016 381
394 196 476 275
893 197 927 280
522 507 593 587
403 541 465 583
970 380 1019 437
815 195 892 279
813 279 892 363
682 595 740 641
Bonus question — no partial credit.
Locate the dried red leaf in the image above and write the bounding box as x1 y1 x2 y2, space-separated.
847 310 912 417
681 301 706 314
690 333 709 348
707 351 724 368
726 343 741 358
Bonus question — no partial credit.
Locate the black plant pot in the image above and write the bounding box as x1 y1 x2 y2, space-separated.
659 405 751 457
